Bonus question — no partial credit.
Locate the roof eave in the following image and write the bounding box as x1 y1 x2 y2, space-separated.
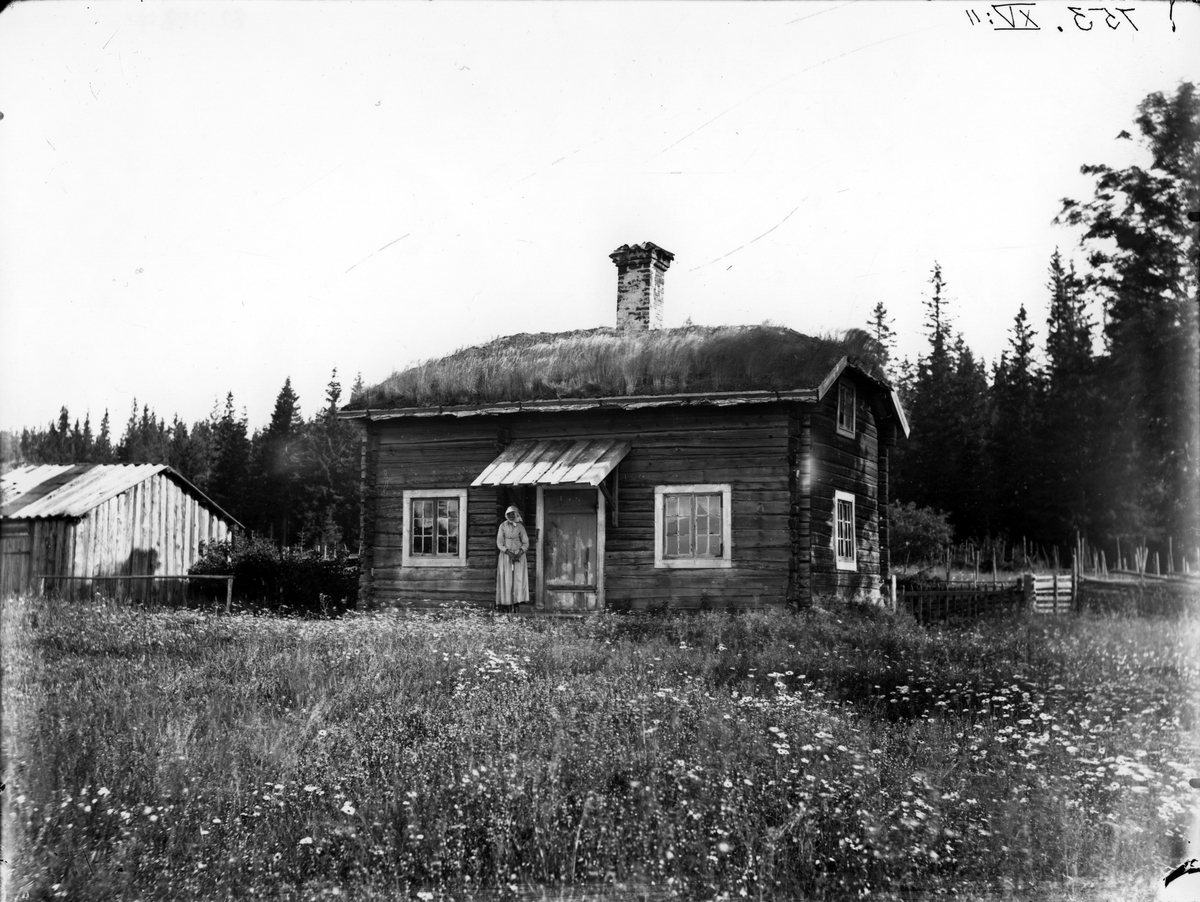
339 388 822 421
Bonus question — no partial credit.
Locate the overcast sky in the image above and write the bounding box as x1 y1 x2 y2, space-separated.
1 1 1196 435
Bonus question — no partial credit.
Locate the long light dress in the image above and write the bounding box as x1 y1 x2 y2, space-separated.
496 519 530 608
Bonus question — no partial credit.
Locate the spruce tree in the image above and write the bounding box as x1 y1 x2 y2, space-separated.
868 301 896 376
1057 81 1200 547
1040 250 1096 544
892 263 959 523
252 378 303 543
989 305 1044 542
296 369 361 550
95 410 113 463
209 393 251 522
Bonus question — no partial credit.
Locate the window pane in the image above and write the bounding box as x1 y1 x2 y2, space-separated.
446 498 459 554
677 495 693 557
698 493 722 557
664 494 680 557
412 499 433 555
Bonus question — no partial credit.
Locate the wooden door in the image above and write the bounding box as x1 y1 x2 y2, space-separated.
537 487 604 612
1 521 32 597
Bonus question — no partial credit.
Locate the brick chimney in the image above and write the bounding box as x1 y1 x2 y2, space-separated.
609 242 674 330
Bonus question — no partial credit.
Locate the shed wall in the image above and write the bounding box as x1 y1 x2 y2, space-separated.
4 472 232 599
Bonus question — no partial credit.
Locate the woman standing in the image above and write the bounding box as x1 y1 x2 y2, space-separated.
496 505 529 612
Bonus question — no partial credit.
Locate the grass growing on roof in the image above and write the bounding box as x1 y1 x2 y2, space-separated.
349 325 886 410
4 595 1197 901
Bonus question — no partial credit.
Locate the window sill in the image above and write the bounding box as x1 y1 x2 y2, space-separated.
655 558 733 570
835 559 858 572
403 557 467 568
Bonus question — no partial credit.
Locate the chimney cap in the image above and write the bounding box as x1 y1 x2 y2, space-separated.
609 242 675 267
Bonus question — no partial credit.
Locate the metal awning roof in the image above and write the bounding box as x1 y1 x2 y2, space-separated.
471 439 631 488
0 463 243 527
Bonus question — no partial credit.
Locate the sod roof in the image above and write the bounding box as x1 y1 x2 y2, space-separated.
347 325 890 412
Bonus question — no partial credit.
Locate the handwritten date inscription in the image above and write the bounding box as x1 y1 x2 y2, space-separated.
965 5 1139 31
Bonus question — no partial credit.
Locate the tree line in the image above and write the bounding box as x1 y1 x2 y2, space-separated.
3 84 1195 568
883 83 1199 567
3 371 363 552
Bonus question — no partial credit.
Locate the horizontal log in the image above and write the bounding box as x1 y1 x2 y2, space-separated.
35 574 233 581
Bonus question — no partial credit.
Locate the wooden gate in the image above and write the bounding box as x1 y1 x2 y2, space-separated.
1 521 33 597
1028 572 1076 614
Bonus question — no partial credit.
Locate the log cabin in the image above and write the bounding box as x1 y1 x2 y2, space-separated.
342 243 908 613
0 463 242 600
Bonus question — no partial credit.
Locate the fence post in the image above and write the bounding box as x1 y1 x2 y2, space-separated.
1052 572 1058 615
1022 573 1034 615
890 574 897 613
226 577 233 614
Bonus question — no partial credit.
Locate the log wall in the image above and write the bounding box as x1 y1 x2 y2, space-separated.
363 406 794 611
804 373 883 605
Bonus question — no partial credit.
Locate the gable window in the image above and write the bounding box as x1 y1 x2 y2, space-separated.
402 488 468 567
834 490 856 571
837 381 856 437
654 484 732 569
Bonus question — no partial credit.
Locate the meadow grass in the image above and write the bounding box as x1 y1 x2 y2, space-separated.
2 596 1197 901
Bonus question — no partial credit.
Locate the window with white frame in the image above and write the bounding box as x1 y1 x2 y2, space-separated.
837 380 856 437
654 484 732 569
834 490 856 571
402 488 468 567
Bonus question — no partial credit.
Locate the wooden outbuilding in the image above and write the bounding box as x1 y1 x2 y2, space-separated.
343 242 908 613
0 463 242 599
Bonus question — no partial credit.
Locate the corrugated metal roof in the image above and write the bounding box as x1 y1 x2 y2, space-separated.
471 439 631 488
0 464 242 526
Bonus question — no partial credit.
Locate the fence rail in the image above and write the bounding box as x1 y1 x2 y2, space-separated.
36 574 235 612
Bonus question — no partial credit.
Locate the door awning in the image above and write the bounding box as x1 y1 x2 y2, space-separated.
471 439 631 488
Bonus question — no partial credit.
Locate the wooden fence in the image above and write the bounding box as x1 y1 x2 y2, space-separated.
900 582 1025 625
1076 572 1199 617
37 574 236 611
900 570 1197 625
